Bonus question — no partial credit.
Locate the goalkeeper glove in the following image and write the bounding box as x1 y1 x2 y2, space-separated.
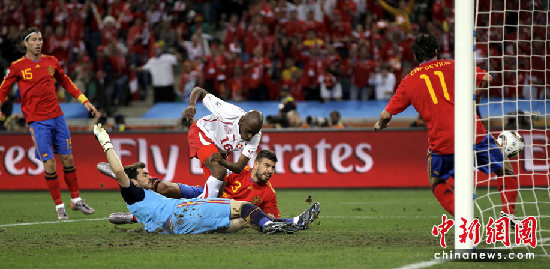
93 124 114 152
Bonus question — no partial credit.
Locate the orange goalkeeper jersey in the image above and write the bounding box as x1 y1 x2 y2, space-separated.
222 166 281 218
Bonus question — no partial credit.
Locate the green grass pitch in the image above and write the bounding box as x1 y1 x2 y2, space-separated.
0 189 548 268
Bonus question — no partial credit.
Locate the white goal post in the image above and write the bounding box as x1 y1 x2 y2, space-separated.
454 0 475 251
456 0 550 255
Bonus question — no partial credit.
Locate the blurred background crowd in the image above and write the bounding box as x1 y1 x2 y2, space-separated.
0 0 456 108
0 0 546 131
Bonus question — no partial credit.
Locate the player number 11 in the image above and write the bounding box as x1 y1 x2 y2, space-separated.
420 71 450 104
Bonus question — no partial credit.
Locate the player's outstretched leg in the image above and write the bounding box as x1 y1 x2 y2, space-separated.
294 202 321 230
109 212 137 225
97 162 116 179
237 201 298 234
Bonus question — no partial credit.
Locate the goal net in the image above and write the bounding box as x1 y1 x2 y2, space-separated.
473 0 549 255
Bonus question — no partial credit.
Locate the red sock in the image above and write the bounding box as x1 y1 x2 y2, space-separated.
63 166 80 199
433 182 455 216
497 175 518 214
45 172 63 205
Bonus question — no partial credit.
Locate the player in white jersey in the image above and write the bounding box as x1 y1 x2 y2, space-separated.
183 87 263 198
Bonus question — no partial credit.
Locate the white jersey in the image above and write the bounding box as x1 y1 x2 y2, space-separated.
196 94 261 158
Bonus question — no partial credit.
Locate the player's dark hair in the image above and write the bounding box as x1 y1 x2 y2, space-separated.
412 33 440 63
18 27 41 53
255 150 277 163
124 162 146 180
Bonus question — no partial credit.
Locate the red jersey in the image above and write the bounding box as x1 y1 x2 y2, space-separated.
221 166 280 218
0 55 84 123
385 59 487 154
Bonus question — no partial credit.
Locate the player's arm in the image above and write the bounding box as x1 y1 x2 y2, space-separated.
0 65 19 117
54 58 98 116
183 86 209 121
374 109 392 132
155 181 186 199
213 153 250 174
93 124 131 187
261 192 281 219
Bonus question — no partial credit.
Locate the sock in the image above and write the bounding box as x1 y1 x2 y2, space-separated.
240 203 272 228
432 181 455 216
199 175 224 198
55 204 65 210
63 166 80 199
71 197 82 204
45 172 63 205
132 216 137 223
497 175 518 214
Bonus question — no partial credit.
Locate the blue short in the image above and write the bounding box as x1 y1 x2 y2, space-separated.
427 134 504 180
171 198 231 234
28 115 72 161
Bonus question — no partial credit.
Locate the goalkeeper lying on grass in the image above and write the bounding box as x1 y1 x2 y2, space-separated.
93 124 317 234
98 150 319 229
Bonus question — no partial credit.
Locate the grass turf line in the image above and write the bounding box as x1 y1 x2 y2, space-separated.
0 190 547 268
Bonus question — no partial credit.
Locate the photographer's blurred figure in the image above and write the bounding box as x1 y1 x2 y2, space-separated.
111 114 129 132
4 113 28 132
286 110 310 128
265 96 297 128
328 111 344 128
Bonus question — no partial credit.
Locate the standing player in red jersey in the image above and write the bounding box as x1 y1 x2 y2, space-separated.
0 27 98 219
374 33 520 225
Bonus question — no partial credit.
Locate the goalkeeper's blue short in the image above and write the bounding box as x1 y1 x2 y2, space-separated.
427 134 504 180
29 115 72 162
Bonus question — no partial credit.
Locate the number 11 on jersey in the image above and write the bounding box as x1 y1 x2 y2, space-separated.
421 71 450 104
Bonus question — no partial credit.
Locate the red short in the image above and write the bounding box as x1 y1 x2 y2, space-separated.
188 122 224 176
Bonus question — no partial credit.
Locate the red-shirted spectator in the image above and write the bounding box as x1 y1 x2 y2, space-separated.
351 45 376 100
258 24 275 58
28 1 46 27
284 9 304 38
246 46 272 100
336 0 357 24
224 14 246 50
51 0 68 27
228 63 247 101
66 0 86 51
301 46 324 101
244 15 262 56
329 12 351 48
127 14 153 62
179 61 200 100
47 25 71 66
225 43 244 83
302 10 325 39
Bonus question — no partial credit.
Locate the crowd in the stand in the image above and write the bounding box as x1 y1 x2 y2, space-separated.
0 0 544 117
0 0 455 111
